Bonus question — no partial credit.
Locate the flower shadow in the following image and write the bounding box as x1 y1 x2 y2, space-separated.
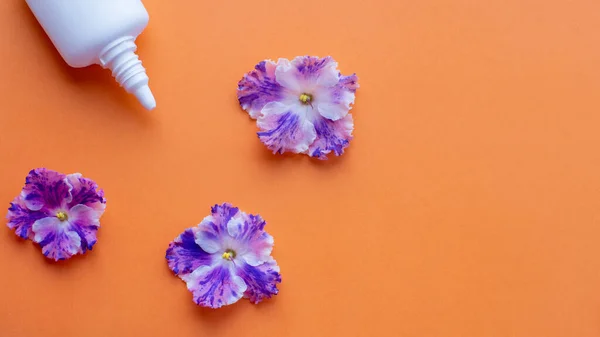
4 226 97 273
256 143 351 174
3 228 28 249
162 261 244 326
257 145 306 165
36 242 101 272
308 151 350 169
190 299 245 329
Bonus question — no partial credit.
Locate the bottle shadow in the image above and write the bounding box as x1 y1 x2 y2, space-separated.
19 2 151 118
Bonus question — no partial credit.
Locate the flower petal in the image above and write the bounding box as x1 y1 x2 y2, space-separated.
32 217 81 261
194 204 240 254
66 173 106 211
67 204 103 253
275 58 303 92
317 73 357 121
184 264 247 308
6 197 48 239
21 168 71 211
309 114 354 160
338 73 359 93
227 213 274 266
166 228 214 277
257 102 317 154
210 203 241 226
291 56 340 88
194 217 223 254
237 60 283 119
236 257 281 304
317 97 353 121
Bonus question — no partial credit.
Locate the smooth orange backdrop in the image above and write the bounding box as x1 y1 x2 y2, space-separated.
1 0 600 336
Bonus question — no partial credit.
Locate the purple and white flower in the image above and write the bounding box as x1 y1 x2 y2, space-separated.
238 56 359 159
6 168 106 261
166 203 281 308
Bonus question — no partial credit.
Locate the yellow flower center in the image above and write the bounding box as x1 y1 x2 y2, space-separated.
222 249 236 260
299 93 313 105
56 211 68 221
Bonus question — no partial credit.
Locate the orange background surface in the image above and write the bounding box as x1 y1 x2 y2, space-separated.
1 0 600 336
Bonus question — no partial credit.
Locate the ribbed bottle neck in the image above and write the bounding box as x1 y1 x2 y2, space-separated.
99 37 155 110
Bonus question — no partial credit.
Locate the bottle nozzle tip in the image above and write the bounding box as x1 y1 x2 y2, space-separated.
134 85 156 110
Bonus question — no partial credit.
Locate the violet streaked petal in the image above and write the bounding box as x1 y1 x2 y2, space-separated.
309 114 354 160
66 173 106 210
338 73 359 93
166 228 214 277
185 264 247 308
237 60 283 119
210 203 240 227
194 204 240 254
227 213 274 267
6 197 48 239
194 217 223 254
32 217 81 261
21 168 71 211
67 204 102 253
236 257 281 304
257 102 317 154
316 73 358 121
291 56 339 88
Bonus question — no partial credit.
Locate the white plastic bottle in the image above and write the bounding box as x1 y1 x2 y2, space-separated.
25 0 156 110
